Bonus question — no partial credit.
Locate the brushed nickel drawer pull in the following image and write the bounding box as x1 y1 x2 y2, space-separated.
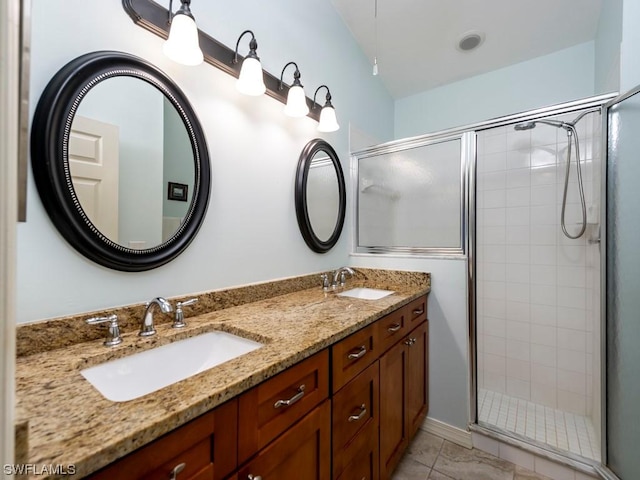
412 308 424 315
248 475 262 480
274 384 305 408
169 462 186 480
347 345 367 360
348 404 367 422
387 323 401 333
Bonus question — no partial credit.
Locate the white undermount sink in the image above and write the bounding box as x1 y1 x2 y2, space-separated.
337 287 394 300
81 331 263 402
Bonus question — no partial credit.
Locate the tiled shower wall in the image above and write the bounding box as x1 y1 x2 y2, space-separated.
476 111 601 418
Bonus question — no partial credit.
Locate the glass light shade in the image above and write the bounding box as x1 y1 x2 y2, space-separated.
236 57 266 96
284 85 309 117
162 14 203 66
318 106 339 132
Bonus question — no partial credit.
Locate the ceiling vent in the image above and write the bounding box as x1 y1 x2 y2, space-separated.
457 31 485 52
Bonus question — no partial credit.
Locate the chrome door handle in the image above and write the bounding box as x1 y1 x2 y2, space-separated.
387 323 401 333
169 462 186 480
347 345 367 360
412 308 424 315
274 384 305 408
348 404 367 422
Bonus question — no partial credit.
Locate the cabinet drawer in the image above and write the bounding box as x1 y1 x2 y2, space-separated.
331 322 378 391
376 307 407 354
332 362 379 479
88 399 237 480
332 361 379 455
335 421 379 480
238 350 329 463
405 296 427 326
238 400 331 480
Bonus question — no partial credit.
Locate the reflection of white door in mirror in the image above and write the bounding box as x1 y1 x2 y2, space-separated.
69 115 119 241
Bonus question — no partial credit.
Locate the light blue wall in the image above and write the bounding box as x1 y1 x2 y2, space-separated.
162 98 193 221
620 0 640 91
595 0 622 94
350 256 470 430
19 0 393 323
394 42 596 139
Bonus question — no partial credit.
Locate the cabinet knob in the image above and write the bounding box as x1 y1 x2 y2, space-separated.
348 404 367 422
248 475 262 480
274 384 305 408
347 345 367 360
169 462 186 480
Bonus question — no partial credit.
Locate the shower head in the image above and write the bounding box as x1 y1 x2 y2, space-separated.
514 122 536 131
514 119 571 131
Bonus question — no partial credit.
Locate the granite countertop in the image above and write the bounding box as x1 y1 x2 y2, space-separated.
15 269 430 479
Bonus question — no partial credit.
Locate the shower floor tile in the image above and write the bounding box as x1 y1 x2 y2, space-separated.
478 388 601 462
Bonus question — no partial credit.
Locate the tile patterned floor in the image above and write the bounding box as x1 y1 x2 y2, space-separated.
392 430 553 480
478 389 601 462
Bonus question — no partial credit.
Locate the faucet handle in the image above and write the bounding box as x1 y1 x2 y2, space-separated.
320 273 330 291
173 298 198 328
86 314 122 347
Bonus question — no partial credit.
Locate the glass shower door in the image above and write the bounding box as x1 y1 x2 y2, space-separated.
605 87 640 479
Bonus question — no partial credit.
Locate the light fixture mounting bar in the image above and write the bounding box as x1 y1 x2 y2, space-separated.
122 0 321 121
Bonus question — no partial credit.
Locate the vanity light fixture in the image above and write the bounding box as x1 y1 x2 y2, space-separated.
233 30 266 96
313 85 340 133
162 0 204 66
279 62 309 118
123 1 323 121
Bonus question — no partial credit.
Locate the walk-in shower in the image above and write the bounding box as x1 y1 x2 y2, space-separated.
475 106 603 463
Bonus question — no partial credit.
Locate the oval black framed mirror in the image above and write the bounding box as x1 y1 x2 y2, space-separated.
31 51 210 271
295 139 346 253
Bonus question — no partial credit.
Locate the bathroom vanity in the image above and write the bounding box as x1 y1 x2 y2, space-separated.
15 269 430 479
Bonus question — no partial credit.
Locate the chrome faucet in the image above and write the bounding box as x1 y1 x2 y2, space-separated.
139 297 173 337
331 266 355 288
86 314 122 347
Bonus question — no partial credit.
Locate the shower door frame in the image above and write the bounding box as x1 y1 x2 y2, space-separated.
350 131 472 258
466 93 617 475
592 84 640 480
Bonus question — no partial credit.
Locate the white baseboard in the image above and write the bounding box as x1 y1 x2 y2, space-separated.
420 417 473 449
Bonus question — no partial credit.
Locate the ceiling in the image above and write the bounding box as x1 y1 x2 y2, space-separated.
330 0 603 99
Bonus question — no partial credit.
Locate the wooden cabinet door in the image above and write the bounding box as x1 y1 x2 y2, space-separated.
377 307 407 355
406 321 428 440
405 296 427 328
379 339 408 480
238 350 329 464
332 322 378 392
88 400 237 480
237 400 331 480
335 428 379 480
332 361 379 479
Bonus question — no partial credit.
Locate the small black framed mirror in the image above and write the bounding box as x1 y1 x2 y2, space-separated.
295 139 346 253
30 51 211 271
